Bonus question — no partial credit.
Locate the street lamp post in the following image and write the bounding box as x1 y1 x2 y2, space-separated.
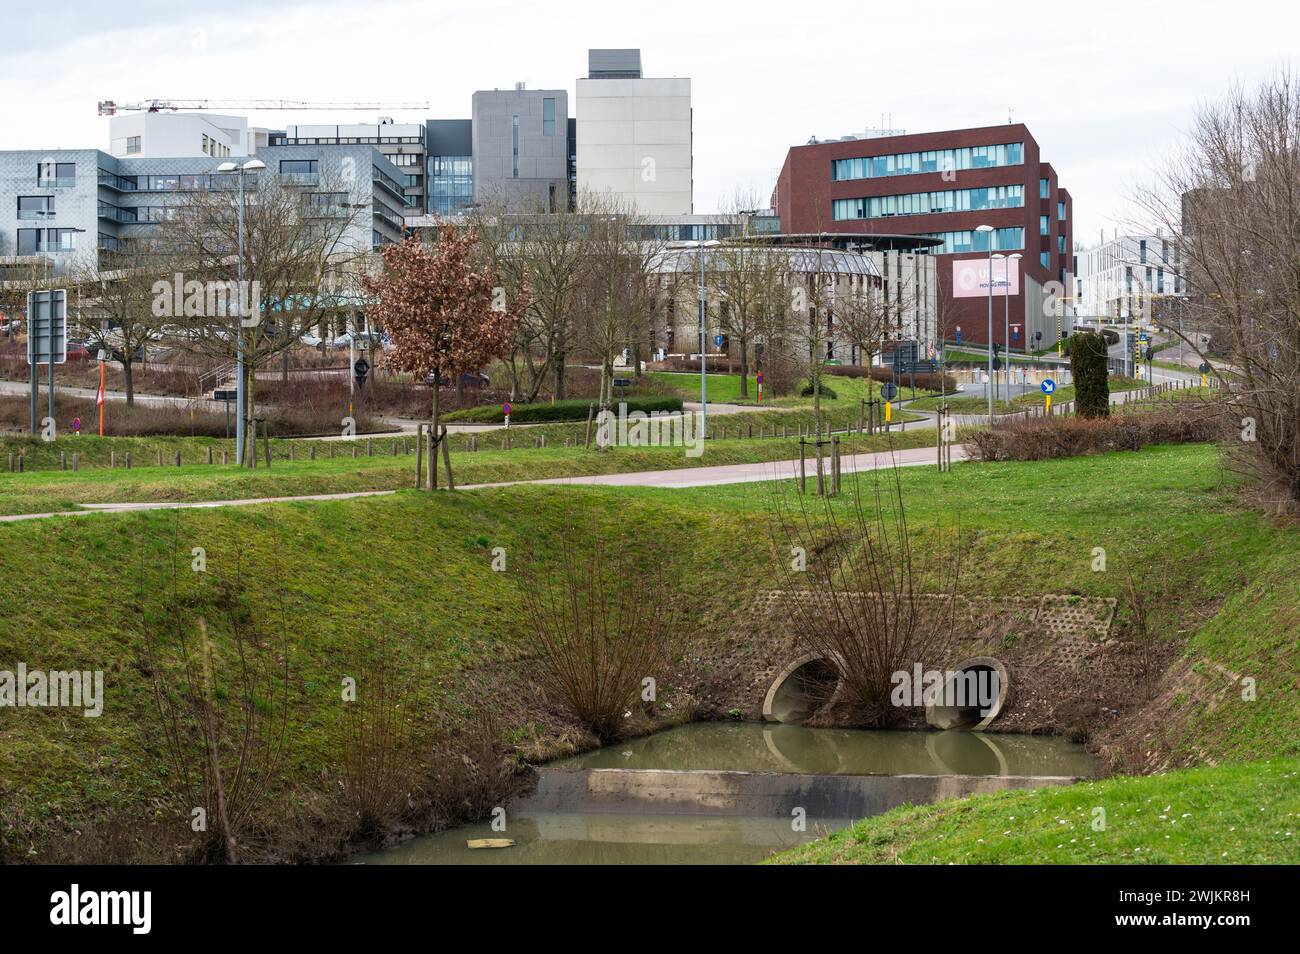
1007 252 1021 400
976 225 995 424
217 158 266 466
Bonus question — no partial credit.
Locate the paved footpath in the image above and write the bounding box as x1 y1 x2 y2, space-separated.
0 445 970 522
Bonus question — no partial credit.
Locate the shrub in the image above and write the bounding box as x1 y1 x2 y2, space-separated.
1070 332 1111 418
441 395 683 424
966 408 1222 462
801 382 838 399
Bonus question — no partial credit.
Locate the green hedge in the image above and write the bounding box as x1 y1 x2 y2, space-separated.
443 395 684 424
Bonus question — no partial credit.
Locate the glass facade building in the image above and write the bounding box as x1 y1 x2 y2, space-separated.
832 184 1023 221
831 142 1023 181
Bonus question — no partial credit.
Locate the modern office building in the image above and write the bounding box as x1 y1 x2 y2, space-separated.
106 112 255 160
1076 232 1183 321
575 49 693 215
270 120 427 211
772 123 1073 348
0 144 408 277
471 87 570 211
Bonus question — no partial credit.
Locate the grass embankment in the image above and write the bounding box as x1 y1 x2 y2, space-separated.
775 759 1300 864
4 442 1297 862
0 428 942 515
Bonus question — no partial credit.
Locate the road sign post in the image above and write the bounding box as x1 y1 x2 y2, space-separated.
27 290 67 437
502 401 513 429
1041 377 1056 414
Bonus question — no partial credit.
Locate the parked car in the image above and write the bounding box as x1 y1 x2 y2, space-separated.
299 332 323 348
64 340 94 361
0 316 20 337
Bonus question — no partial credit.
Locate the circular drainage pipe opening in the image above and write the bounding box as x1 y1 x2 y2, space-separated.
925 656 1009 732
762 655 841 724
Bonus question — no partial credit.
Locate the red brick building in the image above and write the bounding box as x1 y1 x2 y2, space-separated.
773 123 1073 349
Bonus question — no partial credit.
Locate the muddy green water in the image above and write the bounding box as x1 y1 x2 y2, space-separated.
358 723 1095 866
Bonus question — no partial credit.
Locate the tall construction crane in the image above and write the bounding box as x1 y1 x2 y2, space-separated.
97 99 430 115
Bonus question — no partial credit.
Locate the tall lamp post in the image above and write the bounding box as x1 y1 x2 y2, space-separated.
1006 252 1021 398
696 237 720 439
976 225 995 424
217 157 267 466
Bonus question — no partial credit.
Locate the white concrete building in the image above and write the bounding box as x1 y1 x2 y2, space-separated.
1076 232 1183 320
107 113 252 159
576 49 692 215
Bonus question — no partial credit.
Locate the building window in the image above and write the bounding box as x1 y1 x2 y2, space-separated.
1139 239 1147 263
37 162 76 187
512 115 520 178
831 184 1023 221
17 229 40 255
1040 251 1050 269
1058 200 1066 220
126 136 141 155
17 196 54 220
428 155 473 216
830 142 1022 181
1039 178 1050 199
543 98 556 136
1059 234 1066 254
1040 214 1049 235
280 159 319 173
919 227 1024 254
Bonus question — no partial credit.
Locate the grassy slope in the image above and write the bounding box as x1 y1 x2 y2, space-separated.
648 370 937 407
775 759 1300 864
3 442 1296 860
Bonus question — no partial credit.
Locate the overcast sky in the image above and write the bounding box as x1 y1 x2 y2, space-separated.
2 0 1294 245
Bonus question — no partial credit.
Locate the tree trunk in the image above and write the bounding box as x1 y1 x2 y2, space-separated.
123 359 135 408
738 340 750 398
281 350 289 384
554 350 566 400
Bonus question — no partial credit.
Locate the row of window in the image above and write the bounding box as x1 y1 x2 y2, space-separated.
201 134 231 158
428 155 473 216
17 196 55 219
831 142 1024 181
920 227 1024 255
831 184 1023 221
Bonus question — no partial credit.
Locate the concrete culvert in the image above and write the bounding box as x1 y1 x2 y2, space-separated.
925 656 1009 732
763 654 841 724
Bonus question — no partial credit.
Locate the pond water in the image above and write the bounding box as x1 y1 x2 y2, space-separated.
356 723 1095 866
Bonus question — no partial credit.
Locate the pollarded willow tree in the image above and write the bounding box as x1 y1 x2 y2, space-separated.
362 228 528 489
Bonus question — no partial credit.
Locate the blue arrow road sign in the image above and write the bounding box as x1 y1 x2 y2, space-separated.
1041 379 1056 394
713 334 724 347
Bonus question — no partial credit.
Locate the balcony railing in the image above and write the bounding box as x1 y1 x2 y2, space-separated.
17 210 56 220
281 172 320 187
37 177 76 188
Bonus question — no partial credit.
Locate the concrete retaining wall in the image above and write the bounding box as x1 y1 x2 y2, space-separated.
515 767 1077 820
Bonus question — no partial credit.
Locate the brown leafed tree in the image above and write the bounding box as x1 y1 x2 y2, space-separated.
363 228 528 488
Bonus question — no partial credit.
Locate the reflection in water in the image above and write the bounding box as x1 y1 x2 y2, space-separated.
553 723 1095 778
355 724 1095 866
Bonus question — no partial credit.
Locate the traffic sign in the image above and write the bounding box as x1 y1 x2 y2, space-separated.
1198 362 1210 374
26 290 67 365
1041 378 1057 394
955 326 962 344
353 357 370 380
755 370 764 384
502 401 513 416
881 382 898 400
713 334 724 347
992 357 1002 371
72 417 81 434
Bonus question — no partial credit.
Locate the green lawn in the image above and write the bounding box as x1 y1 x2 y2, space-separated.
4 441 1297 862
773 759 1300 864
0 428 942 516
647 370 937 407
